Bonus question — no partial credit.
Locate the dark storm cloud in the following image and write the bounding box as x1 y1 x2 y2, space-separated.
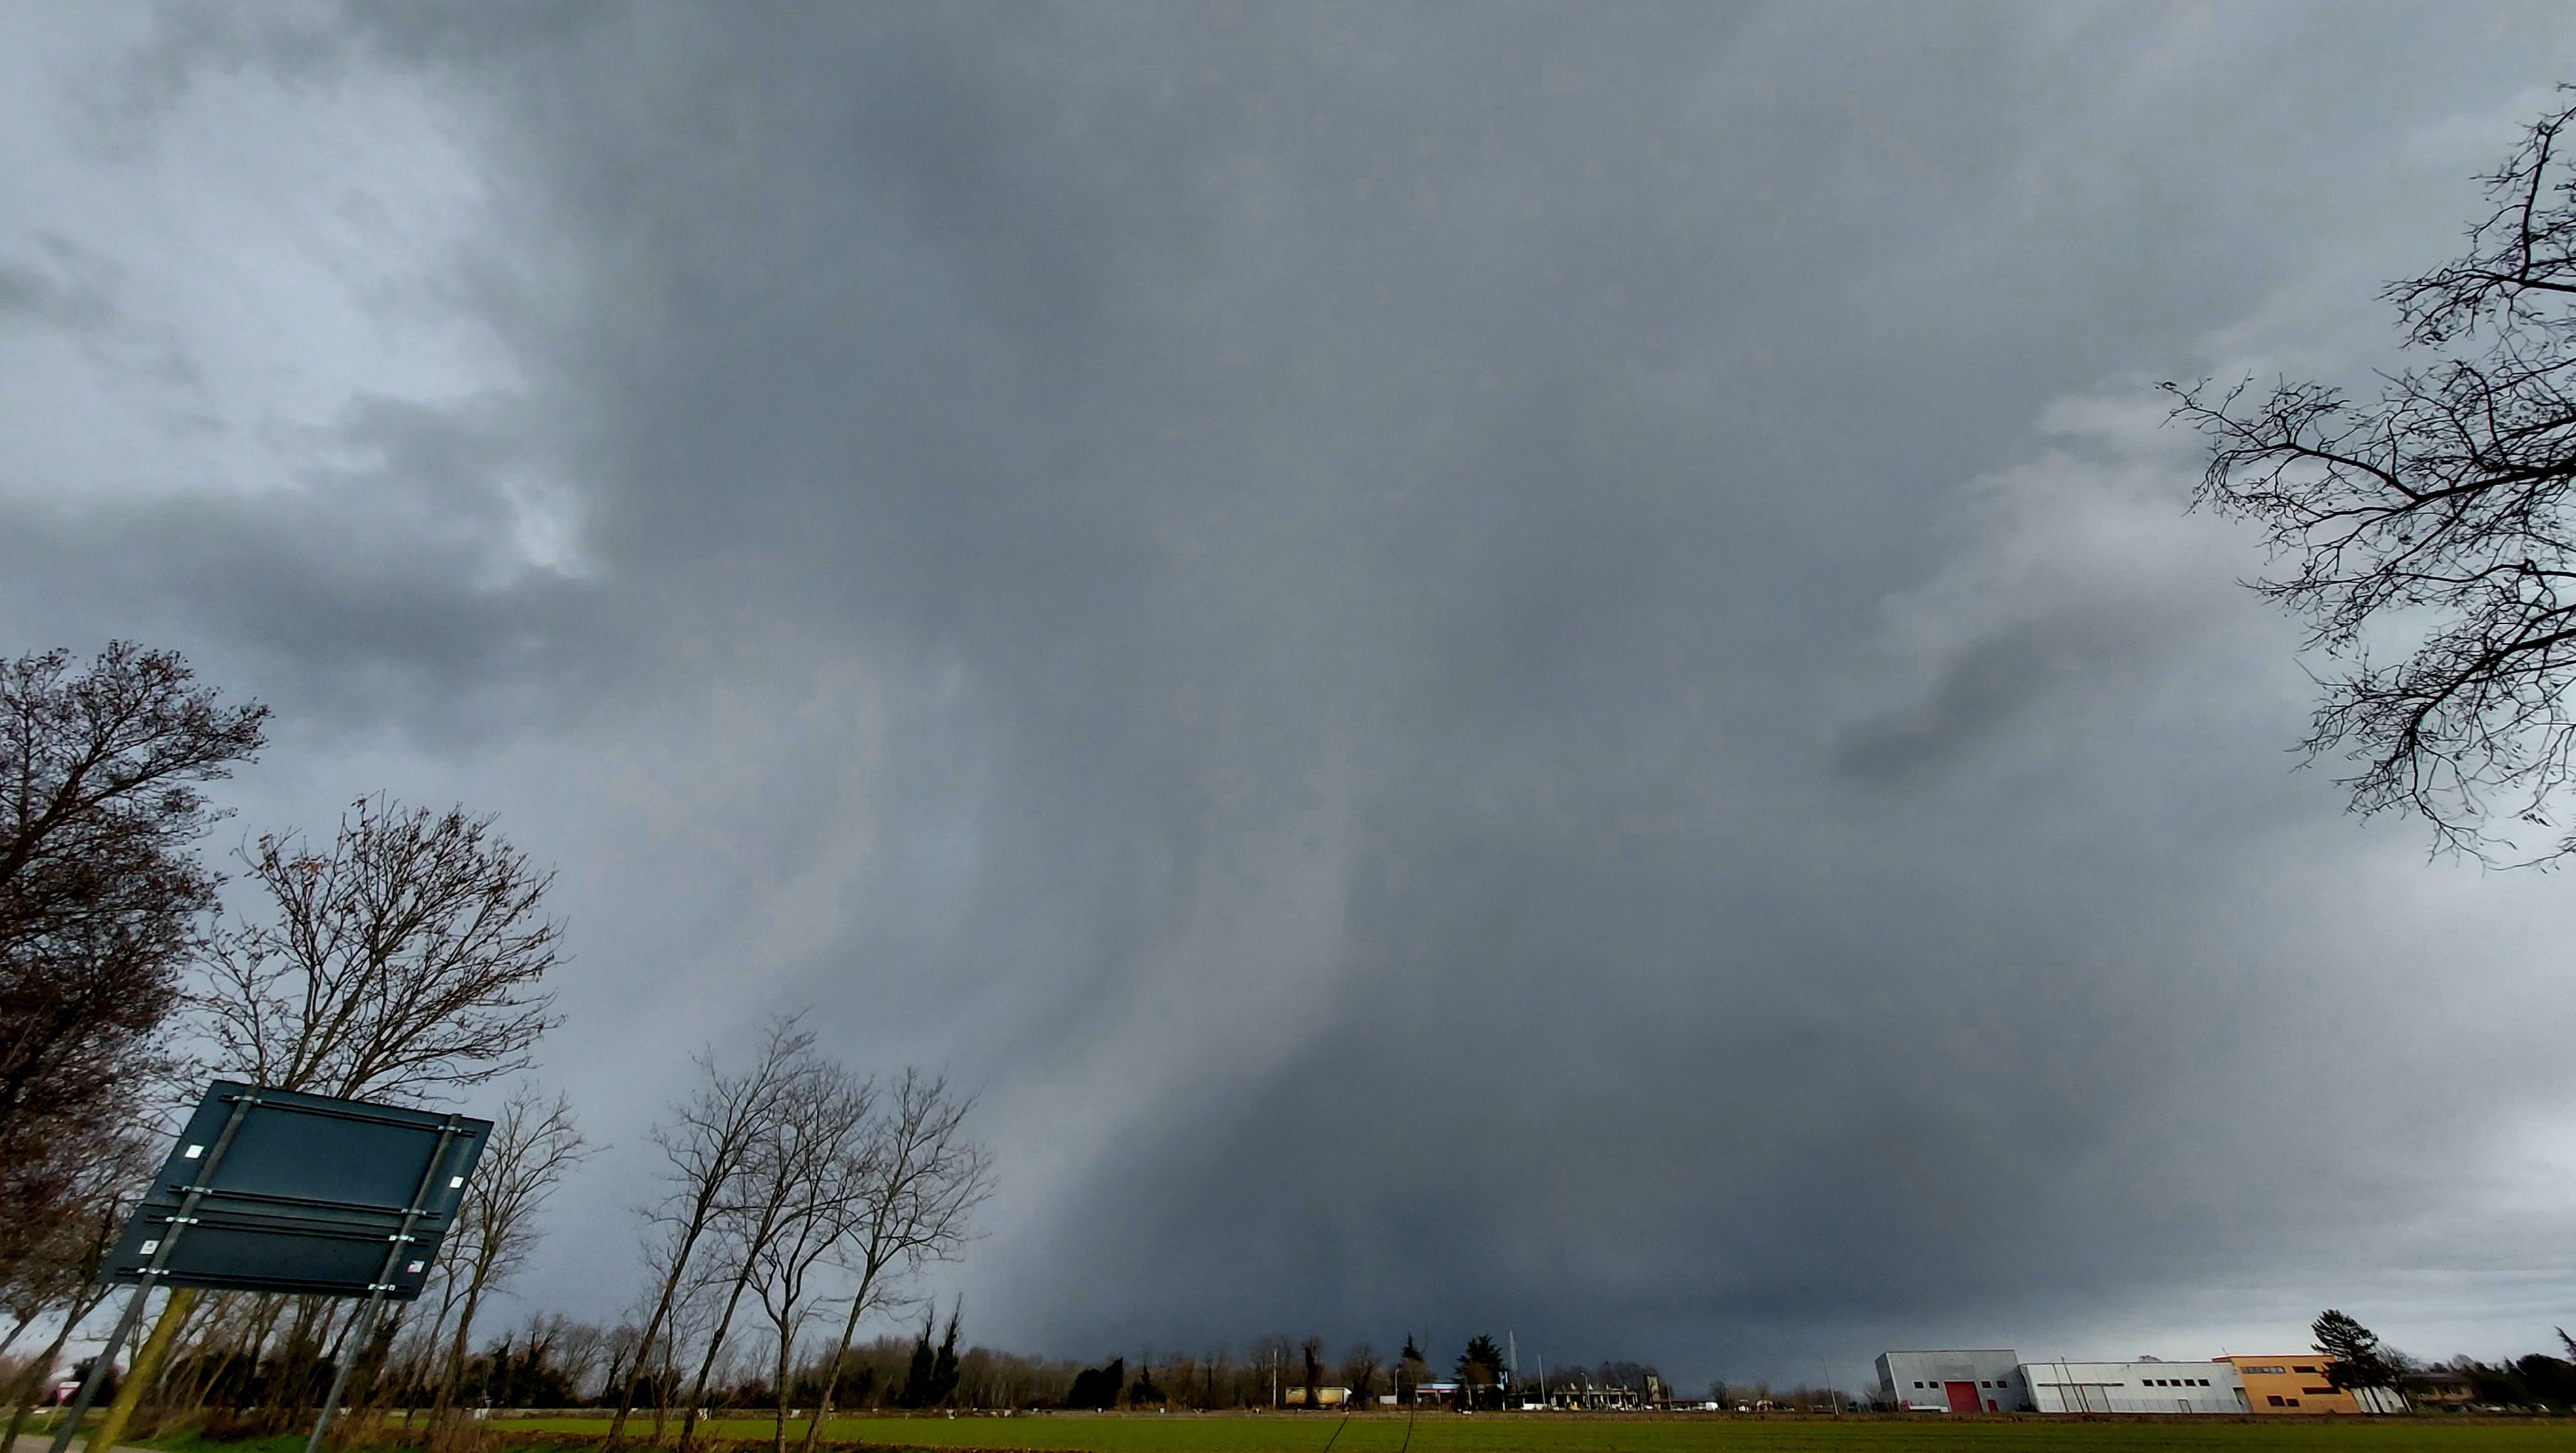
0 252 114 332
0 395 597 745
1834 625 2057 783
13 0 2576 1380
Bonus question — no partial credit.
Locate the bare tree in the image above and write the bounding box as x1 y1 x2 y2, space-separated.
539 1315 612 1404
423 1087 588 1443
743 1068 874 1453
674 1048 850 1452
0 644 265 1277
642 1286 712 1441
1249 1335 1293 1409
606 1019 815 1448
1340 1344 1381 1406
165 795 565 1436
796 1070 991 1453
0 1132 156 1451
193 795 563 1101
2169 91 2576 861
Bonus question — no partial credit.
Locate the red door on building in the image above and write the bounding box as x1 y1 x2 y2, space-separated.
1944 1382 1979 1414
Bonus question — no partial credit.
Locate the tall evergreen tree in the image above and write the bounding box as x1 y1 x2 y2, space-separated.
1456 1335 1506 1410
897 1318 936 1408
2313 1309 2403 1400
1127 1362 1163 1407
928 1303 961 1406
1397 1334 1425 1403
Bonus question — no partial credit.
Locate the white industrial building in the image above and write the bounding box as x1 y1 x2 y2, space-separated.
1875 1350 2031 1413
1878 1350 2248 1414
2023 1359 2246 1414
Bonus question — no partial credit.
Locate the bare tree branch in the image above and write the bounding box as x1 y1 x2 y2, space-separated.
2167 90 2576 863
744 1067 875 1453
0 644 264 1276
796 1069 991 1453
424 1086 588 1446
605 1017 814 1450
192 795 564 1100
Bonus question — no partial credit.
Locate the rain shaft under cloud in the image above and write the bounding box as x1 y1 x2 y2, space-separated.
7 1 2576 1383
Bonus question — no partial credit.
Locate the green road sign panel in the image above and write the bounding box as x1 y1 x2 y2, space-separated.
103 1080 492 1299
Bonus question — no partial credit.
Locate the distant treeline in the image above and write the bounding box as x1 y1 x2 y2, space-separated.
2422 1353 2576 1412
0 1316 1699 1418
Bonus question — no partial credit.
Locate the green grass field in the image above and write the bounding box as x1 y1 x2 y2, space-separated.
475 1412 2576 1453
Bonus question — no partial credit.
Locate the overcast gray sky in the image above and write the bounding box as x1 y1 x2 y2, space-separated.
10 1 2576 1386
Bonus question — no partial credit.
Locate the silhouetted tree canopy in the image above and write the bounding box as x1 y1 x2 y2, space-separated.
1062 1359 1125 1410
194 793 563 1100
1455 1335 1506 1409
0 643 265 1276
2313 1308 2405 1393
897 1306 961 1409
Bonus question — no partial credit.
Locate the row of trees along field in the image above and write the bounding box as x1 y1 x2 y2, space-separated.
0 643 992 1452
1044 1335 1670 1413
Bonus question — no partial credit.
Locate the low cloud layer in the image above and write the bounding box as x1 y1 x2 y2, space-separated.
8 1 2576 1382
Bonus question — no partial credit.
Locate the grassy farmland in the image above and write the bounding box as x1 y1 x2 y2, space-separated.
467 1413 2576 1453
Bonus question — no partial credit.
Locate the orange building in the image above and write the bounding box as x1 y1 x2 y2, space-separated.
2213 1356 2392 1414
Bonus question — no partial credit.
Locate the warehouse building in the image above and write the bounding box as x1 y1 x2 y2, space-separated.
1874 1350 2031 1413
2022 1359 2247 1414
1880 1350 2252 1414
2214 1355 2403 1414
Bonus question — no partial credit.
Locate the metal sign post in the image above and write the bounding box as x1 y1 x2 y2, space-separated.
60 1082 489 1453
301 1114 463 1453
47 1090 262 1453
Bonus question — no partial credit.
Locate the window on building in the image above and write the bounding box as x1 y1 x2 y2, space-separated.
2294 1365 2317 1374
2268 1395 2285 1407
2286 1399 2301 1407
2303 1387 2333 1396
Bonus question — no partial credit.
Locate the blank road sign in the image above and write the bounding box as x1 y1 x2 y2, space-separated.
104 1081 491 1299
